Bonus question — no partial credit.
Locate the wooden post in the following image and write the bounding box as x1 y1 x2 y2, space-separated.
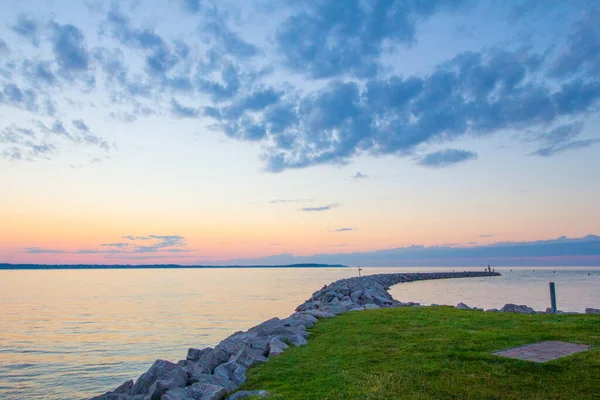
549 282 557 312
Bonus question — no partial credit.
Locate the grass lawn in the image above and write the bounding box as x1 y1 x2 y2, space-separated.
240 307 600 399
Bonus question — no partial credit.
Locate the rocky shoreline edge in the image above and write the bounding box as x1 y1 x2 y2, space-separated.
88 271 598 400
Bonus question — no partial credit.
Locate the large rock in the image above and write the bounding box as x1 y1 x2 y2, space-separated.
303 310 335 319
89 394 135 400
229 345 268 369
214 362 247 386
187 371 237 392
187 348 212 362
129 360 184 396
585 308 600 314
144 366 188 400
288 334 307 347
267 337 289 358
285 312 318 328
455 302 472 310
197 349 231 373
500 304 536 314
227 390 269 399
166 383 228 400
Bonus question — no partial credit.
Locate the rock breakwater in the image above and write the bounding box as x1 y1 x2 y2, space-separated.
89 271 499 400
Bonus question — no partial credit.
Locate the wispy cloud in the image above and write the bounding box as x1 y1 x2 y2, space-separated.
301 203 339 212
330 228 355 232
24 234 189 256
418 149 477 168
100 243 129 248
352 172 368 179
269 199 312 204
24 247 66 254
480 234 496 238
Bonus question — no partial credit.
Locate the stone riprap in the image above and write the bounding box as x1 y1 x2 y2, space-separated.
89 271 499 400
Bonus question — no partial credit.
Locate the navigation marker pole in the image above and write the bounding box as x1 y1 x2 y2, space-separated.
549 282 557 312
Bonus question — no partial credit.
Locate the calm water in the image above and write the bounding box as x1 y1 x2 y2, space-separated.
0 266 598 400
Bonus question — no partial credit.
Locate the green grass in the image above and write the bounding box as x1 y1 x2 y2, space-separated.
240 307 600 399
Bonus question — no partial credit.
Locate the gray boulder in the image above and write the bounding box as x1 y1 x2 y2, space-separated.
364 304 380 310
500 304 536 314
113 380 134 394
350 290 363 303
187 348 212 362
267 337 289 358
287 312 318 328
227 390 269 400
161 388 189 400
302 310 335 319
145 366 188 400
214 362 247 386
229 344 268 368
187 371 236 392
198 349 230 373
89 394 135 400
129 360 184 396
288 334 307 347
585 308 600 314
185 383 228 400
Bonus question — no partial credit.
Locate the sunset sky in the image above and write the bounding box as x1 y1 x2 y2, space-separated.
1 0 599 265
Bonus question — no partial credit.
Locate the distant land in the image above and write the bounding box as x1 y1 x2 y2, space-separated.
0 263 347 270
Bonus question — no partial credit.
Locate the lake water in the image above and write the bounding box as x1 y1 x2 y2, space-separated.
0 266 598 400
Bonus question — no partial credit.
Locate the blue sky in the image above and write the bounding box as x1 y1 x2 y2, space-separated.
1 0 599 265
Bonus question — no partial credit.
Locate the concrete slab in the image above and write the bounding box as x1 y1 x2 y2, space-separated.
493 341 591 363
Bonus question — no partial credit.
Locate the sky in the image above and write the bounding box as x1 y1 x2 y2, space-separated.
1 0 599 266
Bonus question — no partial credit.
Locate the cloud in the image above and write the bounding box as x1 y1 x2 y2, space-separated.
352 172 368 179
529 121 599 156
22 61 58 87
301 203 339 212
72 119 90 132
269 199 311 204
0 39 9 54
0 124 56 161
171 98 200 118
1 83 39 112
200 13 258 59
210 10 600 172
331 228 354 232
275 0 471 79
100 7 189 84
24 247 65 254
548 10 600 79
119 234 187 252
531 139 600 157
2 2 600 174
417 149 477 168
179 0 203 14
100 243 129 248
10 14 41 46
50 22 91 75
23 235 189 257
480 234 496 238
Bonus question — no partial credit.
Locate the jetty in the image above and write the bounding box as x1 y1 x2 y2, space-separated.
89 271 500 400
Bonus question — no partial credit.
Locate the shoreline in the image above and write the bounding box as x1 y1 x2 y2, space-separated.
89 271 501 400
0 263 347 270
